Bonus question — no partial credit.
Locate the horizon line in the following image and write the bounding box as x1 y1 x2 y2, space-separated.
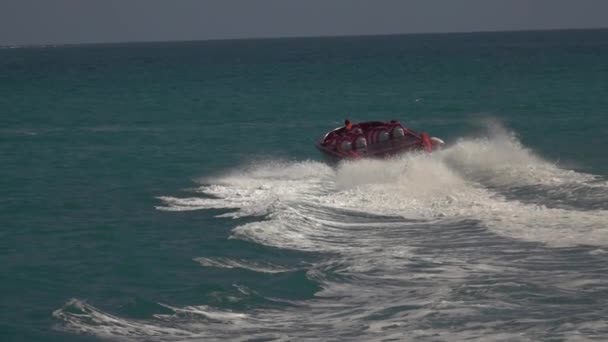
3 26 607 49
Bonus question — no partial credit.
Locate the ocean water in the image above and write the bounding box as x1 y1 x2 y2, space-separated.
2 29 608 341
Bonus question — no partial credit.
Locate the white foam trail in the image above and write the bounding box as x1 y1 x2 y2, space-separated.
589 249 607 255
323 154 608 247
57 129 608 341
156 196 242 212
194 257 294 274
156 137 608 248
443 134 597 187
158 160 334 217
53 299 201 340
155 303 249 321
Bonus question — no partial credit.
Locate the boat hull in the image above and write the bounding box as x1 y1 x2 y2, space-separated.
315 120 443 161
316 137 425 161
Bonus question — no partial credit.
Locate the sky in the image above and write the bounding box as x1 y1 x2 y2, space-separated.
1 0 608 45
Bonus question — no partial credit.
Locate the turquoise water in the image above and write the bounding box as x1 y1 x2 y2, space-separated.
2 29 608 341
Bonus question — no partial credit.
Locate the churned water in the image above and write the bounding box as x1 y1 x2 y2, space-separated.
2 29 608 341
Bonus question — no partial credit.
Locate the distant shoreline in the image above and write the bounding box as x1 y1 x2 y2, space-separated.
2 26 607 49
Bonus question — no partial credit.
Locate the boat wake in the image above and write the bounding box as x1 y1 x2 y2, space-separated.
54 129 608 341
158 131 608 248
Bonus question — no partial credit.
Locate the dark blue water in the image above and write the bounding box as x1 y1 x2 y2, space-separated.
2 29 608 341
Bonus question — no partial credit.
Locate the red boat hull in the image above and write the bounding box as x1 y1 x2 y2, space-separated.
316 120 442 161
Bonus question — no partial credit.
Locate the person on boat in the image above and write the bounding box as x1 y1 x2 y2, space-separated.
343 119 364 138
344 119 353 131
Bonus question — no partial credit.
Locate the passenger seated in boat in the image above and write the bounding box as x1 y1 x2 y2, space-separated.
344 119 353 132
344 119 363 135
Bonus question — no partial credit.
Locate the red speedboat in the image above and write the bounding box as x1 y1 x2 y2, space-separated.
316 120 444 160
